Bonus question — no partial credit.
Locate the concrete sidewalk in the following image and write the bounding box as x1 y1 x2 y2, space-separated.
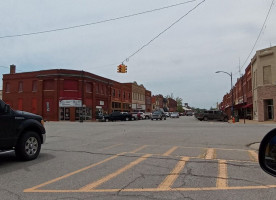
229 119 276 124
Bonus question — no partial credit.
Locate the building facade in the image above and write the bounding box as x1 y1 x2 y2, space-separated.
0 90 2 99
252 46 276 121
124 82 146 112
145 90 152 112
2 66 136 121
219 46 276 122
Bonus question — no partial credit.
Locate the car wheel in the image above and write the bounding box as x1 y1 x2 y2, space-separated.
160 117 163 120
105 118 109 122
125 117 129 121
164 117 166 120
204 116 208 121
15 131 41 161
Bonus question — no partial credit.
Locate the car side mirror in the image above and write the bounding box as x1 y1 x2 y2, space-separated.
259 128 276 177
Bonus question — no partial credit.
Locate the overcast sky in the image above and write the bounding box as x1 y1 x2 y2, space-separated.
0 0 275 108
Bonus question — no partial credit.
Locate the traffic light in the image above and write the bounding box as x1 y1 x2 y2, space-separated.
117 65 122 73
117 64 127 73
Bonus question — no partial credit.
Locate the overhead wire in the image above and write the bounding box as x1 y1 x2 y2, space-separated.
121 0 206 64
239 0 275 71
0 0 196 39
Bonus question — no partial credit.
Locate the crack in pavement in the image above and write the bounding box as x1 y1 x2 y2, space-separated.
0 188 22 200
117 173 145 195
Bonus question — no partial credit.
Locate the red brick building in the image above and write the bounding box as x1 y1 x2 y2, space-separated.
145 90 152 112
2 66 133 121
168 98 177 112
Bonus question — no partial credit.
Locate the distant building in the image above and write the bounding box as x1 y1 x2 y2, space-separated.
123 81 146 112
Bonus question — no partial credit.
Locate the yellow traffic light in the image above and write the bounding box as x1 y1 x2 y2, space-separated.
117 64 127 73
117 65 122 73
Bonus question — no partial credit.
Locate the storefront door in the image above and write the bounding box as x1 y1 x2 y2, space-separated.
60 107 70 121
267 99 274 120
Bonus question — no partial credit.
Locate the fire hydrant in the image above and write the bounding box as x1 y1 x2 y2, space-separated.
232 117 235 123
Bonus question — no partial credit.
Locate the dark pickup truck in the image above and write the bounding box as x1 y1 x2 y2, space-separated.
102 111 134 122
0 100 46 161
196 110 228 122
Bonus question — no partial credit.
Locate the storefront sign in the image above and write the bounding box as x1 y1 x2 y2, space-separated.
59 100 82 107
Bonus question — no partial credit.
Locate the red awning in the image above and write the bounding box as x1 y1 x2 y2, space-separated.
242 104 253 108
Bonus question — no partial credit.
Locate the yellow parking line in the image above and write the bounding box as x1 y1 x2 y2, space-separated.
158 157 189 189
162 146 178 156
205 148 215 159
216 160 228 188
130 145 148 153
100 143 122 151
26 185 276 193
79 154 152 191
24 153 125 192
248 150 258 162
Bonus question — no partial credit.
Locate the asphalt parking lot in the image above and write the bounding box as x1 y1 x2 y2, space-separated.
1 116 276 200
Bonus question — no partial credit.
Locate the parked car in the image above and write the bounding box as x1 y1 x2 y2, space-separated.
144 112 152 119
186 111 194 116
170 112 179 118
0 100 46 161
164 112 170 117
151 110 166 120
103 111 133 122
196 110 228 122
131 112 145 120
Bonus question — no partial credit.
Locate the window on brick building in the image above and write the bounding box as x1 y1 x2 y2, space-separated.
5 82 10 93
86 83 92 93
18 81 23 92
123 92 126 99
263 66 272 85
112 89 115 97
118 90 121 98
32 80 37 92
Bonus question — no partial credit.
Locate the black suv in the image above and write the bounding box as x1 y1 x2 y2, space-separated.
0 100 46 161
196 110 228 122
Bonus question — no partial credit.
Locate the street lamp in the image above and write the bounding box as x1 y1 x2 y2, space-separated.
215 71 234 118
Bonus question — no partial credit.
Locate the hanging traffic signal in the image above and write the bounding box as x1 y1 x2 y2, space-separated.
117 64 127 73
117 65 122 73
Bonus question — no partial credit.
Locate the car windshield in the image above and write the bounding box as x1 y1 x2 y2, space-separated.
1 1 276 199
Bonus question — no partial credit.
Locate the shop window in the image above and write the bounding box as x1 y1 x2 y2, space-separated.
18 81 23 92
64 80 78 91
43 80 55 90
32 80 37 92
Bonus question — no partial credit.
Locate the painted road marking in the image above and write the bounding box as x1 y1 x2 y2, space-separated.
216 160 228 188
24 146 268 193
162 146 178 156
79 154 152 191
248 150 258 162
24 152 125 192
205 148 215 159
130 145 148 153
158 157 189 189
26 185 276 193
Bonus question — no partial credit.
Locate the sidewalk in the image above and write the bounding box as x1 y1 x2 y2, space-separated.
229 119 276 124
